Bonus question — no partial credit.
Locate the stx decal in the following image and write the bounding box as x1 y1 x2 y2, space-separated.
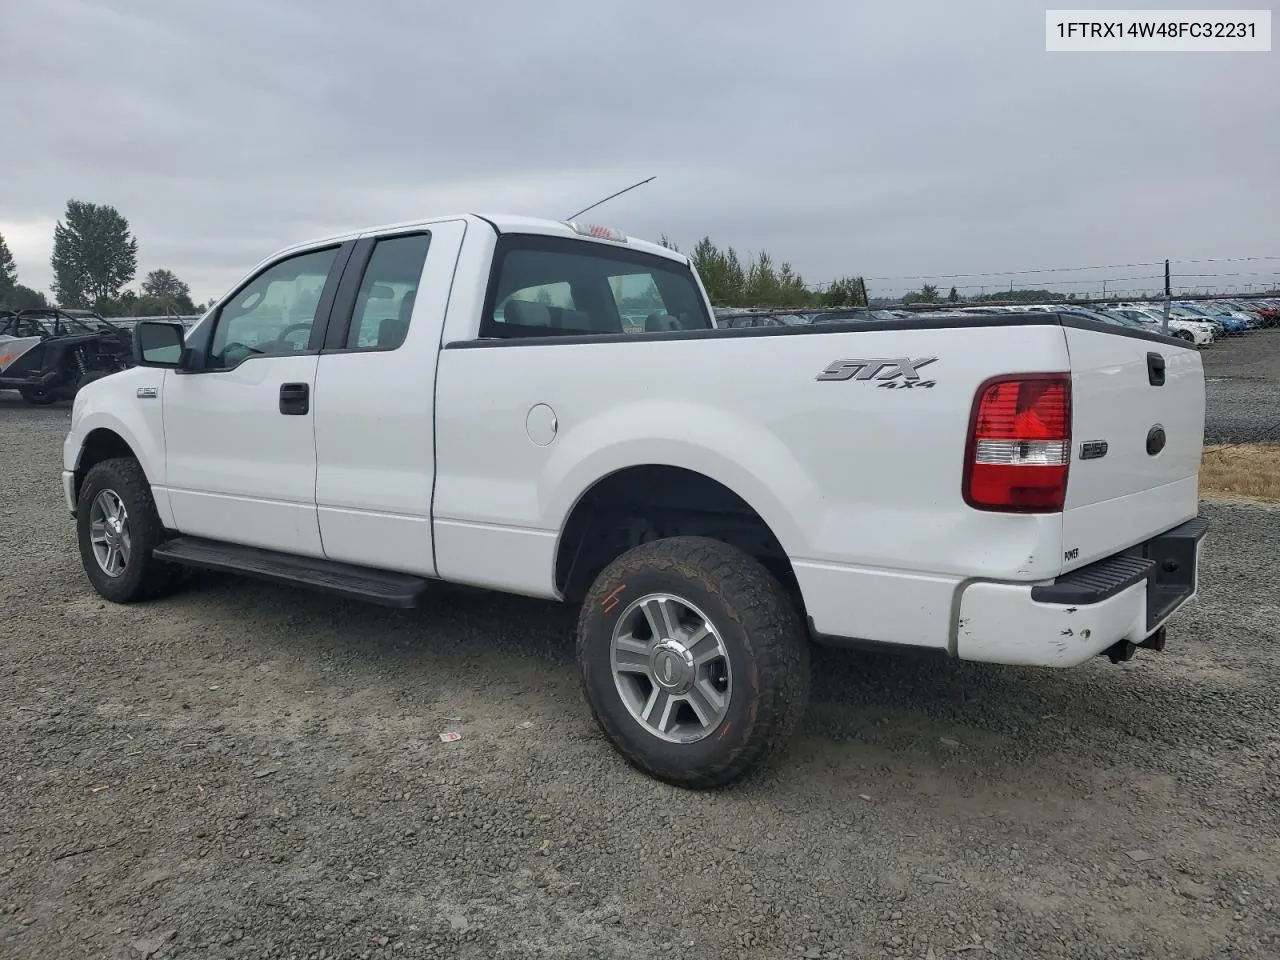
815 357 938 382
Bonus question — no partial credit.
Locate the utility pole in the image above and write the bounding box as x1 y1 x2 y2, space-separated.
1162 259 1171 335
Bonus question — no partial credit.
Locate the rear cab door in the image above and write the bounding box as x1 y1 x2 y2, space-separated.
311 218 468 575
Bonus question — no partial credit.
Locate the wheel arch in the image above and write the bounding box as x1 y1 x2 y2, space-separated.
553 463 801 608
73 428 142 500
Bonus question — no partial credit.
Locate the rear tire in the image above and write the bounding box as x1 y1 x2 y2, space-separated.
577 536 810 789
1174 330 1193 342
76 458 179 604
19 386 55 405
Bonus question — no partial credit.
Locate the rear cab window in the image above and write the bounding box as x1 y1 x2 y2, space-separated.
345 233 431 351
481 235 712 339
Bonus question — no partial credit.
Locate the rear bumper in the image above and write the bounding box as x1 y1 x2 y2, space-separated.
957 517 1207 667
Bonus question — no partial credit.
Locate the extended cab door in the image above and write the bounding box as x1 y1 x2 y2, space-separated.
161 242 352 557
311 219 468 575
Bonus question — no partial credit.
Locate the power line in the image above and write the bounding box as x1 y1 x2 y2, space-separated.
1178 255 1280 265
862 262 1165 283
1167 271 1280 279
935 275 1165 292
807 255 1280 289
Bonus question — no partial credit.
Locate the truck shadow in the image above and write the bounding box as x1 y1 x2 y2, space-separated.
180 567 1255 782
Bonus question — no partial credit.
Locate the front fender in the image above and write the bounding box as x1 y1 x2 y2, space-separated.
541 399 813 558
65 368 170 515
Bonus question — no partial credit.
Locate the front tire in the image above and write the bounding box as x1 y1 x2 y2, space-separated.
76 458 179 604
577 536 810 789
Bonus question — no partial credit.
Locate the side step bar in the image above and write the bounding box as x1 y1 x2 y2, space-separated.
152 537 429 609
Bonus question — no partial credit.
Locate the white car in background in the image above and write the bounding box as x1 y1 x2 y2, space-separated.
1105 307 1215 346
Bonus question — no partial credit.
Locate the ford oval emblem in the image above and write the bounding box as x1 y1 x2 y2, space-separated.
1146 425 1167 456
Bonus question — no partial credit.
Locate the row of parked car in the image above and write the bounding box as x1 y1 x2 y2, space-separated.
715 297 1280 348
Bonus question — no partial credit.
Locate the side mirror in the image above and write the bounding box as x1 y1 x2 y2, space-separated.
134 321 186 368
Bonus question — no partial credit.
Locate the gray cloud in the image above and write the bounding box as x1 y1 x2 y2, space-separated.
3 0 1277 301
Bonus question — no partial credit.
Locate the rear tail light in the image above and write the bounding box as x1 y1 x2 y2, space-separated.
964 373 1072 513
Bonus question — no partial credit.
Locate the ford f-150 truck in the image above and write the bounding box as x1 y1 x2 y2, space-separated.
62 214 1208 788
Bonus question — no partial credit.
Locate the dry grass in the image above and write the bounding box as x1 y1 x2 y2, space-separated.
1200 443 1280 502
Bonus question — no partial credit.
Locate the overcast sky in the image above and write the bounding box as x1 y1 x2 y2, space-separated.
3 0 1277 302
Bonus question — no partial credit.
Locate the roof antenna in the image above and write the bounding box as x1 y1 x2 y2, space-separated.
566 176 656 221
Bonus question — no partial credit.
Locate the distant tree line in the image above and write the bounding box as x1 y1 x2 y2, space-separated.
660 235 867 308
898 284 1072 305
0 199 206 316
4 206 1160 321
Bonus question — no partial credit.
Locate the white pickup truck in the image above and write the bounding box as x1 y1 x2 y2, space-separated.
62 214 1208 788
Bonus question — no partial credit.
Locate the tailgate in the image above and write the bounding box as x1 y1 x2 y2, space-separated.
1060 324 1205 570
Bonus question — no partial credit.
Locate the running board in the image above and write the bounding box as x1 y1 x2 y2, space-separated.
152 537 429 609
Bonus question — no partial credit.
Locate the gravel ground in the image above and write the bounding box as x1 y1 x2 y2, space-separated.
1202 329 1280 444
2 383 1279 960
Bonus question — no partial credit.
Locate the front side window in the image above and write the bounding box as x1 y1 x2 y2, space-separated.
483 236 711 338
209 246 339 368
346 233 432 351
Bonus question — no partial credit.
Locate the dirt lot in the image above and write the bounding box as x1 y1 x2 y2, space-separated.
2 338 1279 960
1202 328 1280 444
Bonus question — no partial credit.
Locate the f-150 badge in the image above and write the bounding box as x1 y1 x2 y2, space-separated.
816 357 938 386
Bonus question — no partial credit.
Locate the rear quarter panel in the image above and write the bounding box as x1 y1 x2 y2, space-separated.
432 322 1074 603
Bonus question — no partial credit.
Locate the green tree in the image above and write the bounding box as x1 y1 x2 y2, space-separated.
2 284 48 310
142 268 189 300
972 288 1066 304
902 283 940 305
820 276 868 308
141 268 196 313
0 231 16 300
690 237 737 304
947 286 959 302
774 262 813 308
50 199 139 308
95 290 137 317
677 234 834 309
744 251 781 306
